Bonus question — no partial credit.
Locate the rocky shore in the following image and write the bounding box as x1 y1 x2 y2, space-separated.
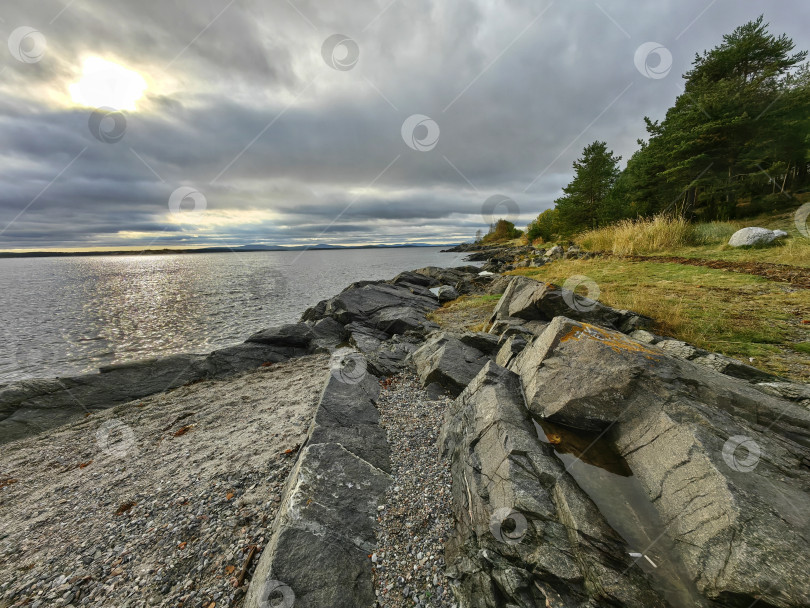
2 261 809 607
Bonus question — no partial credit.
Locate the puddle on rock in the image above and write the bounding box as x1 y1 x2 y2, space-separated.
534 418 706 608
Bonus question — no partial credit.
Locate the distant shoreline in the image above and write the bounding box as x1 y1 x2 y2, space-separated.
0 242 462 259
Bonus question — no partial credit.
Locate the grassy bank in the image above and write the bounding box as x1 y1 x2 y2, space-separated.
509 259 809 381
574 209 810 267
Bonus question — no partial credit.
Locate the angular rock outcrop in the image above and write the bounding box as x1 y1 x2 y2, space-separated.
302 281 439 337
410 332 494 397
508 317 810 607
439 362 668 607
490 275 652 333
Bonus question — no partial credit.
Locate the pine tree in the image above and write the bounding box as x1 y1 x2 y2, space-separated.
554 141 621 234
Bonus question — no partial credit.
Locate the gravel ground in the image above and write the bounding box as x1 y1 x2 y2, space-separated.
0 354 328 608
373 373 456 608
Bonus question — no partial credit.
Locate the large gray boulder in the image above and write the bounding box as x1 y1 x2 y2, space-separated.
728 227 788 247
411 265 482 285
410 332 493 396
438 362 668 607
510 316 810 607
245 443 389 608
301 281 438 337
490 275 652 332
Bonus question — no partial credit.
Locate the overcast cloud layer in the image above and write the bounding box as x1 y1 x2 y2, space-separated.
1 0 808 250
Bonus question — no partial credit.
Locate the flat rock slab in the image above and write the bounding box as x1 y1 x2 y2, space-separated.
0 355 328 607
245 442 389 608
246 362 390 608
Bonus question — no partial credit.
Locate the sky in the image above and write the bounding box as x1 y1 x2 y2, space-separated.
1 0 808 251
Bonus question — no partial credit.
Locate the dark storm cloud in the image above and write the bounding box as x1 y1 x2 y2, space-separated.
1 0 808 249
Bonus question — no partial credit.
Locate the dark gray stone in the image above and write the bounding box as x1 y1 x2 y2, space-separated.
0 354 207 444
490 276 652 333
244 443 389 608
202 343 294 378
438 361 667 607
245 323 315 348
411 332 493 397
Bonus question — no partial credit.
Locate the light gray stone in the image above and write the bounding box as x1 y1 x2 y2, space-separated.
728 227 788 247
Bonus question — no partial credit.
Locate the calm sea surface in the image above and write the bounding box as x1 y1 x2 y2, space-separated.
0 247 471 383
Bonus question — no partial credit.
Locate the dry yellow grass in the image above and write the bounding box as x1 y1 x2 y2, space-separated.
574 211 810 267
576 215 696 255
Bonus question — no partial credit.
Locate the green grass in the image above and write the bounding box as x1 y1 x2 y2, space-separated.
791 342 810 356
509 258 809 381
428 294 501 332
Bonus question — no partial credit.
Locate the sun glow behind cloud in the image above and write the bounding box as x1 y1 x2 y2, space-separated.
69 57 147 111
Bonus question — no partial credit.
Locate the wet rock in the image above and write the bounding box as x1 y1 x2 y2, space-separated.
438 361 667 607
510 316 810 607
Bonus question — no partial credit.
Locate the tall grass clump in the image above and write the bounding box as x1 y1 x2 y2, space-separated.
576 215 696 255
691 221 737 245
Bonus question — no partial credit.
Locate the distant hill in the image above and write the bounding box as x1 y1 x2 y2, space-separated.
0 242 462 259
